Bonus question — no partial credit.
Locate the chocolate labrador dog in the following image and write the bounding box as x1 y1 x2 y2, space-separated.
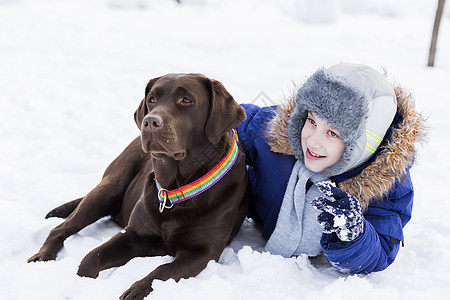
28 73 249 300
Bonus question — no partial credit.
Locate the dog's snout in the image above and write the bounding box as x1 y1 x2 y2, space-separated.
142 115 163 131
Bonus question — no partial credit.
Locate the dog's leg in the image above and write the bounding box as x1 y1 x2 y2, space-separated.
27 180 126 263
77 227 164 278
28 137 146 263
119 249 218 300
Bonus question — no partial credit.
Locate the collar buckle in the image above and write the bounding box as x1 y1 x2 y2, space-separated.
158 188 173 213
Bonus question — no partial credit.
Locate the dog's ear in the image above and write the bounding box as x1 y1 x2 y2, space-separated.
134 77 161 130
205 79 246 144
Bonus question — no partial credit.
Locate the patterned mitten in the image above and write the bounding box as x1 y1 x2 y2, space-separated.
311 180 364 242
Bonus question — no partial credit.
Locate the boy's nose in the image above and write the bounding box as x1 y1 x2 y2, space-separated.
307 132 323 148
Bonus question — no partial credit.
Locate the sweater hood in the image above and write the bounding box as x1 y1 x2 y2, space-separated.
266 86 427 210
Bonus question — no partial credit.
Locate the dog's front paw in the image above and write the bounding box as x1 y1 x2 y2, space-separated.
27 249 57 263
120 279 153 300
77 265 99 278
77 253 100 278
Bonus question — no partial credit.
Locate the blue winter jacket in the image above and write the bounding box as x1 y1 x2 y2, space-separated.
236 96 422 274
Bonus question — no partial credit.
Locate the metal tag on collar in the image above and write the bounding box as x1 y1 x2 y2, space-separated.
158 188 173 213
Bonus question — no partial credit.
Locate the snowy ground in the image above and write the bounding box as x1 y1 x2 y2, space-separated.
1 0 450 299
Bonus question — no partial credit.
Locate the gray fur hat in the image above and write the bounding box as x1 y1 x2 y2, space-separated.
288 63 397 177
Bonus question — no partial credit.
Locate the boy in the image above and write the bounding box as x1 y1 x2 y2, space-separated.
236 63 425 273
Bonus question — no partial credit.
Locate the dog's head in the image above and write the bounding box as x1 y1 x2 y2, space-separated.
134 73 246 160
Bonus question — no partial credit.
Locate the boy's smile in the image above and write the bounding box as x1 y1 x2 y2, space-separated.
305 148 326 159
301 112 345 173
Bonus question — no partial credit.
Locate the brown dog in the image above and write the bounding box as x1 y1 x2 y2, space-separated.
28 73 249 300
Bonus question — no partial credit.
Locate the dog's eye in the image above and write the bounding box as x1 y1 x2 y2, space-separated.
181 97 192 104
148 97 156 104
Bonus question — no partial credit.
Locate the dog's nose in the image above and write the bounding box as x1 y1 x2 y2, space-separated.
142 115 164 131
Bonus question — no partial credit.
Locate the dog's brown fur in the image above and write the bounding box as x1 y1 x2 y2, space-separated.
28 73 249 300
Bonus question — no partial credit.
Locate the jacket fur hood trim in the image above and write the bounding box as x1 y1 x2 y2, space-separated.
266 86 427 210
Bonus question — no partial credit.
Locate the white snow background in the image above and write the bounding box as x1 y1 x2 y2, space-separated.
1 0 449 299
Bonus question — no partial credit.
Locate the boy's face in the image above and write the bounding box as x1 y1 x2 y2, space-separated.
301 111 345 173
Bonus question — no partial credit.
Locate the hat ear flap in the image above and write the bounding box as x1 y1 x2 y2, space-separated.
134 76 161 130
205 79 246 144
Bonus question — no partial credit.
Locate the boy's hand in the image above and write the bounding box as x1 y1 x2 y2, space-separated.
311 180 364 242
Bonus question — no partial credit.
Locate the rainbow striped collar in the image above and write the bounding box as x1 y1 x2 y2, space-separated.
155 129 239 213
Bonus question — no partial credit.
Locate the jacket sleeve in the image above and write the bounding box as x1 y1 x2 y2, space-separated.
236 104 276 166
235 103 296 238
321 171 414 274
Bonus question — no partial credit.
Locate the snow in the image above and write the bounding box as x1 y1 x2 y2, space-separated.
1 0 450 299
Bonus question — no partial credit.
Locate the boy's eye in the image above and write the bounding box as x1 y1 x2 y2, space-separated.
328 130 339 138
307 118 316 126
